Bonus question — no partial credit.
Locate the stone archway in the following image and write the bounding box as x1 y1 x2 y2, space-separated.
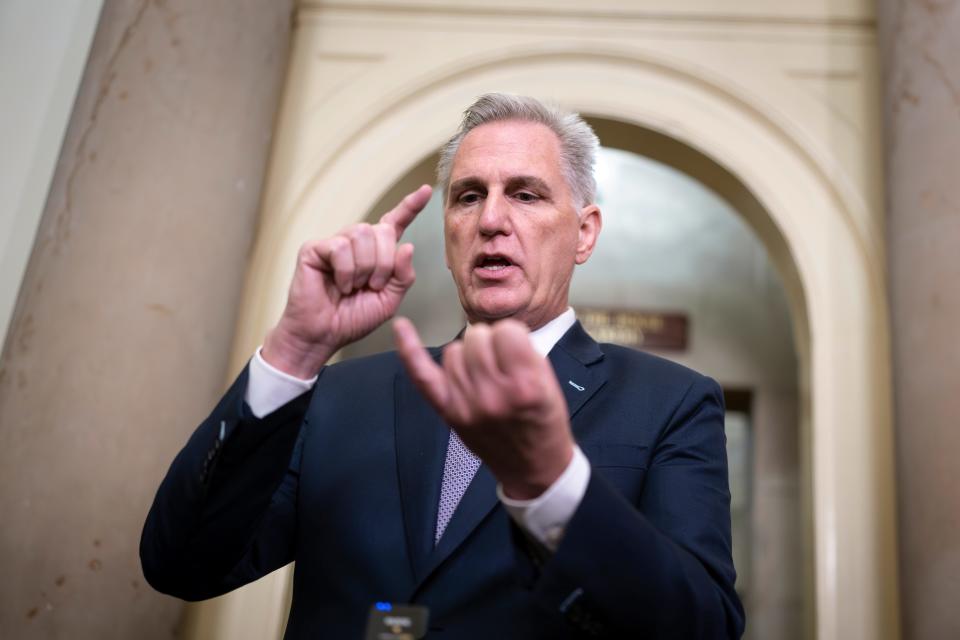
195 48 899 640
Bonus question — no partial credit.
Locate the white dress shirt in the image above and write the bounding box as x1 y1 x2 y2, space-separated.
244 307 591 552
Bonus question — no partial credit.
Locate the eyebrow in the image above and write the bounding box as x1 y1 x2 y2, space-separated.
448 177 485 197
505 175 552 196
448 175 553 199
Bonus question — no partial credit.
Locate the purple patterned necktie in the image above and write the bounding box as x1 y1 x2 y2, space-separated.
434 429 481 544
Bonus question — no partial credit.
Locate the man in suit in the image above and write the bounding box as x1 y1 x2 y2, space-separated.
141 93 745 638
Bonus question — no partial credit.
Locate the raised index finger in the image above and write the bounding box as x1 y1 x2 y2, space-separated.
379 184 433 238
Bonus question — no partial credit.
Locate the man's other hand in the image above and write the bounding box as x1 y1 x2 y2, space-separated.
262 185 432 378
393 317 574 499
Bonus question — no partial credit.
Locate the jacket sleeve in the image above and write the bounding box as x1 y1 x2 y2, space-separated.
524 374 745 639
140 365 312 601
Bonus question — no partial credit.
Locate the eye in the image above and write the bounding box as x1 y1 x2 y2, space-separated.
514 191 539 203
458 191 482 205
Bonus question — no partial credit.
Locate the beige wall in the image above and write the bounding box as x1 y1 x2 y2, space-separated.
878 2 960 639
0 0 293 637
0 0 104 349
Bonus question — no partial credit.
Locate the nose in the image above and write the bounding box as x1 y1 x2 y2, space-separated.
478 192 512 236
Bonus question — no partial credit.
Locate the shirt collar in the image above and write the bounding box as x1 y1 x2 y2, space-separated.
466 308 576 358
528 307 576 357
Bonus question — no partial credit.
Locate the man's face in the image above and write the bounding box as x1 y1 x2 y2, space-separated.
443 120 601 330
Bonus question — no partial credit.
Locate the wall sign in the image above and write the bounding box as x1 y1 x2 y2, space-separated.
576 307 689 351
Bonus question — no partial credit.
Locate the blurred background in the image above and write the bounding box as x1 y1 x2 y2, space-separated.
0 1 957 639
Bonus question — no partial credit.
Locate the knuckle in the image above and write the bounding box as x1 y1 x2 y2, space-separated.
511 379 541 408
332 249 351 267
374 222 395 238
299 238 325 255
352 223 374 241
481 396 507 420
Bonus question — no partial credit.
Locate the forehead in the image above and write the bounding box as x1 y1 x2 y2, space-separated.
449 120 564 181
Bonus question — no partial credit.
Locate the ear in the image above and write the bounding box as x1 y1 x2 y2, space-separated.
574 204 602 265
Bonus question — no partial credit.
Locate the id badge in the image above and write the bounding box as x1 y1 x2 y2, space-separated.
364 602 429 640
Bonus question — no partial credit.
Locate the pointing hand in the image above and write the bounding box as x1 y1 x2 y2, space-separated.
262 185 432 378
394 317 574 499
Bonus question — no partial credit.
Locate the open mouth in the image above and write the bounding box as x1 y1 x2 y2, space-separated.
475 255 515 272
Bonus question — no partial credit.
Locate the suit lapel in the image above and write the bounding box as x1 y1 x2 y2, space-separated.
548 320 607 433
418 463 498 582
410 321 608 589
394 350 449 584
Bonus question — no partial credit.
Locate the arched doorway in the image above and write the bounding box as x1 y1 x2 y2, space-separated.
196 50 898 640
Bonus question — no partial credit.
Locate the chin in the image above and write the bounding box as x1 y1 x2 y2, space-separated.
466 296 528 324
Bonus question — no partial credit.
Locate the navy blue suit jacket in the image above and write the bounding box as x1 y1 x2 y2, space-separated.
141 321 744 638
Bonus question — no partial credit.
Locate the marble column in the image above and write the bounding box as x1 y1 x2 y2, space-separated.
0 0 293 637
878 1 960 639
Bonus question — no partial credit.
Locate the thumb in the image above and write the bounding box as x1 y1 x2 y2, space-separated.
393 317 450 412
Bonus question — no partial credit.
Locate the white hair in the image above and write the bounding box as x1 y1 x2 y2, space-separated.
436 93 599 208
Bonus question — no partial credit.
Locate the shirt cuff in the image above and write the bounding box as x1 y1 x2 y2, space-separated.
497 444 591 552
245 347 318 418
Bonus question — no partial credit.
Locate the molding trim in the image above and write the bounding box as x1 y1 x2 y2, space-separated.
301 1 877 29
